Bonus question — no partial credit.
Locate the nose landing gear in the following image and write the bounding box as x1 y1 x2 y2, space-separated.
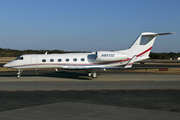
17 69 23 78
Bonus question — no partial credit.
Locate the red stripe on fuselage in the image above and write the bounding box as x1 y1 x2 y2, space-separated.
136 47 152 57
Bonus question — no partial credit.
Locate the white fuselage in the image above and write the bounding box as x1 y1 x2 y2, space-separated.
4 52 133 69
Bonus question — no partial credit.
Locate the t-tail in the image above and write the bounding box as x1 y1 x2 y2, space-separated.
123 32 173 68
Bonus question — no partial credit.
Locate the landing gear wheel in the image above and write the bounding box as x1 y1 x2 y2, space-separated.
86 70 98 78
91 73 97 78
17 74 21 78
87 72 92 77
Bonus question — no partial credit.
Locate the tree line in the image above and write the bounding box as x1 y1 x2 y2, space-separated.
149 52 180 59
0 47 179 59
0 48 87 57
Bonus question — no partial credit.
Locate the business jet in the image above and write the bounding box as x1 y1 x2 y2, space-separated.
3 32 173 78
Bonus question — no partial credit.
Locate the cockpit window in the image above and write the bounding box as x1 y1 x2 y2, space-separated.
15 56 23 60
19 57 23 60
15 56 20 60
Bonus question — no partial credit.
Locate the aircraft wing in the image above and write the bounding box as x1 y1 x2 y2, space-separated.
124 55 137 68
58 65 124 69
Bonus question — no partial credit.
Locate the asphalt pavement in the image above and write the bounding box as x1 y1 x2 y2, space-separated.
0 70 180 120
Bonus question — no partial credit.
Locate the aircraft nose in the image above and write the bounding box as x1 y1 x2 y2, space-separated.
3 63 10 68
3 63 8 67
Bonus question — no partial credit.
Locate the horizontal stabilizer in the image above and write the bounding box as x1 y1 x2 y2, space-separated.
143 32 174 36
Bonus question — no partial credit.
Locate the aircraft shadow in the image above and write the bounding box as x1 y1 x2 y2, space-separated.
0 70 100 80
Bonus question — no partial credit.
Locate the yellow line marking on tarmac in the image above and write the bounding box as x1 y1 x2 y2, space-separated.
0 89 180 92
125 89 135 91
157 89 166 91
141 89 151 90
173 89 180 90
6 90 17 92
108 89 120 91
41 90 52 92
91 89 102 91
55 90 70 91
24 90 35 92
75 90 86 91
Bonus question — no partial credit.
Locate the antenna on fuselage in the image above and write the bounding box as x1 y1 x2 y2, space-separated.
45 51 48 55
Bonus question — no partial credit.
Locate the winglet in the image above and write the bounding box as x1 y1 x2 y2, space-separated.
124 55 137 68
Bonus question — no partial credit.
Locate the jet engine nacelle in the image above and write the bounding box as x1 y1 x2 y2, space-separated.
95 51 128 62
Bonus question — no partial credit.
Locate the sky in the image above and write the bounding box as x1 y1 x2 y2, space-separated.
0 0 179 52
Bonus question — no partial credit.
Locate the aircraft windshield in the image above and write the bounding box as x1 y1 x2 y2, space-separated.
15 56 23 60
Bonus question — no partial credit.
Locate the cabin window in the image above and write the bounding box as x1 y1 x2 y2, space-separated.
81 58 85 62
50 59 54 62
42 59 46 62
65 58 69 62
58 59 62 62
73 58 77 62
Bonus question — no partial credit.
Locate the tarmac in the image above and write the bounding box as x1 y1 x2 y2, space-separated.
0 70 180 120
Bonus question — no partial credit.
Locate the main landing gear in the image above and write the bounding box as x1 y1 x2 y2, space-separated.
86 70 97 78
17 69 23 78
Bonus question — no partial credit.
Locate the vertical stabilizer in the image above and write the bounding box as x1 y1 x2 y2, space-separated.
126 32 173 60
